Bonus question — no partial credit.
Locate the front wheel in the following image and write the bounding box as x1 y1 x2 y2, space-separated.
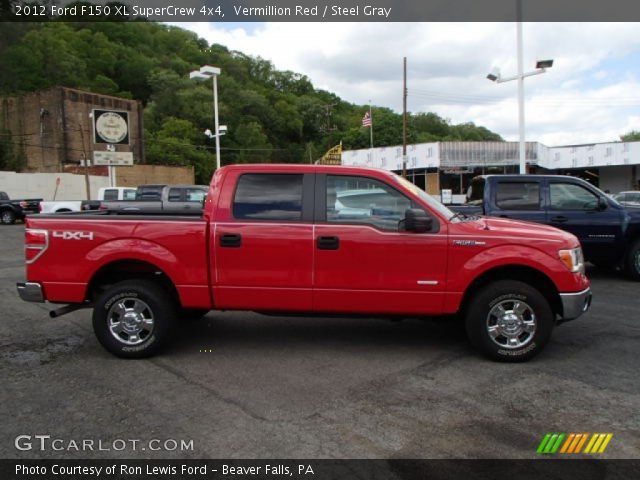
624 240 640 281
465 280 554 362
92 280 176 358
1 209 16 225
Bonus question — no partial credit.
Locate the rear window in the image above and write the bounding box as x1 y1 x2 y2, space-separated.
233 174 303 221
103 189 118 201
495 182 540 210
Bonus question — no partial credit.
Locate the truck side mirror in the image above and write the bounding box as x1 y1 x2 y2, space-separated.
404 208 433 233
597 197 608 211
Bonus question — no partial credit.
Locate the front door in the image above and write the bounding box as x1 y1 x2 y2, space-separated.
546 179 623 263
313 174 448 315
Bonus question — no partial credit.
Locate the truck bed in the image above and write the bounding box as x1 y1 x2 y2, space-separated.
25 213 211 308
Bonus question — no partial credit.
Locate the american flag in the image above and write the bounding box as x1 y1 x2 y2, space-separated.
362 111 372 127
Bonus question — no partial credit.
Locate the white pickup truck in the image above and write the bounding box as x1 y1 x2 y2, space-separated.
39 187 136 213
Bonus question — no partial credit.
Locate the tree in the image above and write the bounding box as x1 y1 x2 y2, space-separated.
621 131 640 142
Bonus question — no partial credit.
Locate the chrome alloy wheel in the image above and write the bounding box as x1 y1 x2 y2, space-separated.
486 299 537 349
107 297 154 345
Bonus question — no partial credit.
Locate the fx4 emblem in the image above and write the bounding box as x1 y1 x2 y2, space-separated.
53 231 94 241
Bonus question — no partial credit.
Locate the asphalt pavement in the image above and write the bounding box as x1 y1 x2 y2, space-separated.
1 224 638 459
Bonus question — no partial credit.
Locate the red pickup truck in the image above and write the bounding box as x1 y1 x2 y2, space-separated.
17 165 591 361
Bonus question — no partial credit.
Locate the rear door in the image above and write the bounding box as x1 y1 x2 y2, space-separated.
488 179 546 223
213 171 315 311
313 173 448 315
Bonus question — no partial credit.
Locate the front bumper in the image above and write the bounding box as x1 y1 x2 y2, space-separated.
559 287 592 321
17 282 44 303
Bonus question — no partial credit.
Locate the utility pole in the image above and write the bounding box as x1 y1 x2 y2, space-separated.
402 57 408 179
319 103 338 148
78 123 91 200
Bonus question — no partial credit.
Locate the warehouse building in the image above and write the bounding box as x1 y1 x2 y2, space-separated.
342 140 640 196
0 86 144 173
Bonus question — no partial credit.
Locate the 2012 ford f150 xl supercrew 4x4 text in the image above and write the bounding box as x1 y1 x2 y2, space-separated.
17 165 592 361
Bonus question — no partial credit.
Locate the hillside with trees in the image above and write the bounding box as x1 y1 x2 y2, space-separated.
0 15 503 182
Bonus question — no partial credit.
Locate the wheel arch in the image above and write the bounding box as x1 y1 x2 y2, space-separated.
459 264 562 319
86 259 181 307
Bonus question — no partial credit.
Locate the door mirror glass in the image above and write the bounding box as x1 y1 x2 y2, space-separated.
598 197 608 210
404 208 433 233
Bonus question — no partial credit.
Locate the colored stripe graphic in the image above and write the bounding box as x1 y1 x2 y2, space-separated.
585 433 613 454
537 433 565 454
539 433 613 454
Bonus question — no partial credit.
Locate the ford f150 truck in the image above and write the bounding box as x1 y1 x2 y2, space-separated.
17 165 591 361
451 175 640 279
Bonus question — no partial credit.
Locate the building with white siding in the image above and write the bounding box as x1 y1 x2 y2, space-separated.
341 141 640 196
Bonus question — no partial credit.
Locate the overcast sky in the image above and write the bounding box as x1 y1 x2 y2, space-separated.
176 22 640 146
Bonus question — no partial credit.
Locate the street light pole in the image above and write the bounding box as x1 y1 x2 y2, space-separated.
190 65 222 170
212 73 221 171
487 8 553 176
516 4 526 175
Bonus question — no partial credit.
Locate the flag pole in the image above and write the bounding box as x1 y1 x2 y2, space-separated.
369 100 373 149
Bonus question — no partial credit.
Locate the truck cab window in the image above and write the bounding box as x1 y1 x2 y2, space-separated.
495 182 540 210
186 188 207 202
327 175 412 231
233 174 303 221
103 189 118 201
168 188 182 202
550 183 599 210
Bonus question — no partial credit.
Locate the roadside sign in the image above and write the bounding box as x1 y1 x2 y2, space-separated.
93 151 134 166
441 189 453 204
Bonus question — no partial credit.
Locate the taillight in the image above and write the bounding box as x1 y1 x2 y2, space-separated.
25 229 48 264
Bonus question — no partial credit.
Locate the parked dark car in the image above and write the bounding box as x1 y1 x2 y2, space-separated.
450 175 640 279
0 191 42 225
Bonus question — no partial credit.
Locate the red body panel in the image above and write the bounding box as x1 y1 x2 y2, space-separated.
24 164 589 315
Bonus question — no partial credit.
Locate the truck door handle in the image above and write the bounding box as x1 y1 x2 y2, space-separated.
317 236 340 250
499 214 509 218
220 233 242 248
551 215 568 223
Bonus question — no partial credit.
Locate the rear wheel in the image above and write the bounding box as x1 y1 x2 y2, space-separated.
1 209 16 225
624 240 640 281
465 280 554 362
92 279 176 358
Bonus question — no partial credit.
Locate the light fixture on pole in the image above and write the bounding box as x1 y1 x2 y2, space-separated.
189 65 222 170
487 15 553 175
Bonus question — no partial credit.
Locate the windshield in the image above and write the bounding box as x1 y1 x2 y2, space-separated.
390 172 458 221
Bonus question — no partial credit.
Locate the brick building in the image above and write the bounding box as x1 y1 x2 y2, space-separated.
0 87 144 173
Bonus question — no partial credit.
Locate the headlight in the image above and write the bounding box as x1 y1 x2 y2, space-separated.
559 247 584 274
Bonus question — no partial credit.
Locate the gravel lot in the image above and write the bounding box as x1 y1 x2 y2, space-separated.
1 223 638 459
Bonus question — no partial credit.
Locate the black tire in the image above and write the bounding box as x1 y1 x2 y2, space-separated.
1 209 16 225
465 280 554 362
92 279 176 358
180 308 210 321
624 240 640 281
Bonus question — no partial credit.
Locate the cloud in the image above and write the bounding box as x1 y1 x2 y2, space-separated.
175 22 640 145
